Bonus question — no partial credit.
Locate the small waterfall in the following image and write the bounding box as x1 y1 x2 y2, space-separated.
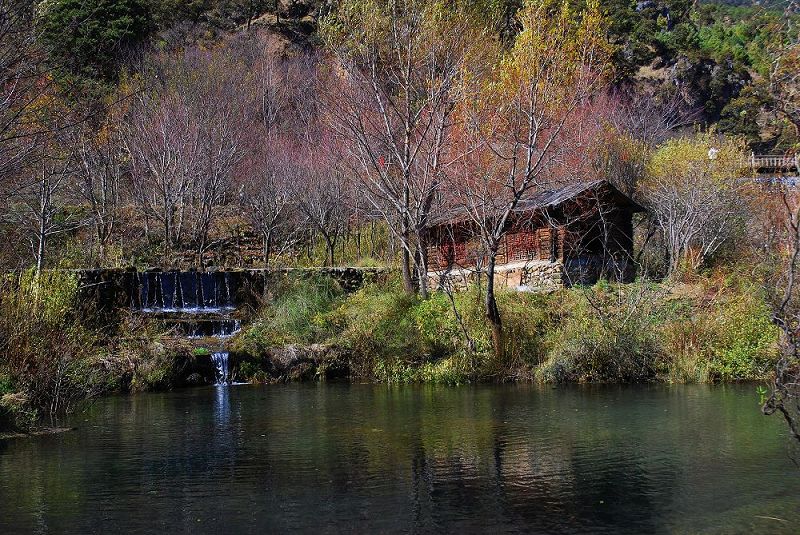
162 272 176 310
211 352 230 385
130 270 242 386
224 272 232 307
181 271 197 308
181 319 242 338
135 271 236 313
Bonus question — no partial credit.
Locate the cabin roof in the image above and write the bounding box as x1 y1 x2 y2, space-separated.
428 179 644 229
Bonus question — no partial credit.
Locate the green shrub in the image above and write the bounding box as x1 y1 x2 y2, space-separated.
705 290 779 380
128 342 193 391
372 358 419 383
535 276 779 384
234 275 343 355
416 357 470 385
327 282 554 381
327 285 427 377
371 356 470 385
660 313 712 383
659 274 779 382
40 0 151 82
233 270 779 385
325 280 482 380
0 270 102 418
0 373 13 396
497 291 555 370
537 284 663 383
237 360 271 383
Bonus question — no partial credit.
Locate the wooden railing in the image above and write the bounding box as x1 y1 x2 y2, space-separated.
750 153 800 172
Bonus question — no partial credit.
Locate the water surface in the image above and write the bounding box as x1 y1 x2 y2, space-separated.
1 384 798 534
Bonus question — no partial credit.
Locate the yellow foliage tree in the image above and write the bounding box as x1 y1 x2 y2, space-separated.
643 133 749 274
452 0 613 358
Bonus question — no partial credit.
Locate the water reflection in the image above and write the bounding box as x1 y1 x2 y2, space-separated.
214 383 230 426
0 384 798 534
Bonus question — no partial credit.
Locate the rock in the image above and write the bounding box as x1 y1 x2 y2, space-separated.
184 373 206 386
252 344 350 382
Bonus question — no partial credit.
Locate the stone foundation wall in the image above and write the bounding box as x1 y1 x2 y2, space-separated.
518 261 564 289
429 260 566 292
428 255 634 292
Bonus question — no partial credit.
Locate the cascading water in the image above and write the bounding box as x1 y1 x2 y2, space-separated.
211 352 230 385
136 271 235 313
181 319 242 339
131 270 241 386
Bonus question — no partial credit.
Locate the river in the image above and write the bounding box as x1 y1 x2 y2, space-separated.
1 384 798 534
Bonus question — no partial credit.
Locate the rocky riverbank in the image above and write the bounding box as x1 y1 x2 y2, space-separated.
0 267 781 434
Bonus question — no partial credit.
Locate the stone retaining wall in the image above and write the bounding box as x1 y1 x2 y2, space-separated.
72 267 391 315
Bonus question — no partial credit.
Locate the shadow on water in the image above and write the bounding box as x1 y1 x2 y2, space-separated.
0 383 798 534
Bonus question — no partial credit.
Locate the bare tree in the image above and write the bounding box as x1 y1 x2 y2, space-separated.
0 0 50 180
124 48 248 265
295 156 349 267
6 138 83 273
764 190 800 445
249 48 319 139
241 145 302 267
605 86 699 148
189 75 247 265
320 0 486 294
124 85 199 262
449 0 611 357
71 120 125 262
254 54 291 137
642 134 747 275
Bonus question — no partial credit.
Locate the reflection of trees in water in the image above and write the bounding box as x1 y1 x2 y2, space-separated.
3 385 800 532
285 385 675 531
402 386 673 532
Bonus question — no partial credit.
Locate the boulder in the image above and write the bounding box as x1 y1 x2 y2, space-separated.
237 344 350 382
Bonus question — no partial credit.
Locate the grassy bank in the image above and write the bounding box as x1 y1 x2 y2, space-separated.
0 269 779 432
233 271 779 385
0 270 203 432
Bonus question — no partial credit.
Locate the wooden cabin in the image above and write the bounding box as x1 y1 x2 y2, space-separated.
424 180 644 289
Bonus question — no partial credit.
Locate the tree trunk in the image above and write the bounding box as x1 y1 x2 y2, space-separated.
322 233 335 267
485 253 503 360
415 234 429 300
401 171 415 294
402 244 414 294
370 221 378 258
197 234 207 269
163 214 172 266
36 227 46 275
96 225 108 262
401 215 414 293
36 178 48 275
263 229 273 269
